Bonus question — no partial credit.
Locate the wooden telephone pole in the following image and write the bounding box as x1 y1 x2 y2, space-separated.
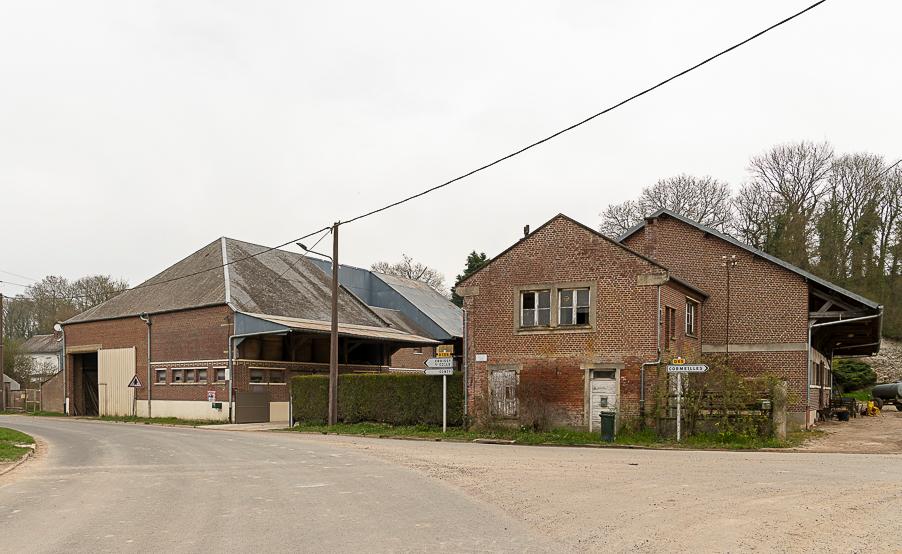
0 293 5 411
328 222 339 426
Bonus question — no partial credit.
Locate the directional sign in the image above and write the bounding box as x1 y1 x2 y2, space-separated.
127 375 142 388
424 367 453 376
425 357 453 369
666 364 709 373
436 345 454 357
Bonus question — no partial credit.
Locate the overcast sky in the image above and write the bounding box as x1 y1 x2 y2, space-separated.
1 0 900 298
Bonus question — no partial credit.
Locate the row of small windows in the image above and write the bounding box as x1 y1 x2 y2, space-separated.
154 368 286 385
521 288 590 328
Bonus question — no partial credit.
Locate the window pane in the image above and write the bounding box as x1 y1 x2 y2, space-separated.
215 368 226 382
198 369 207 383
186 369 196 383
537 307 550 326
576 289 590 307
576 306 589 325
560 290 573 308
173 370 183 383
537 291 550 309
522 292 535 310
522 309 536 327
155 370 167 384
250 369 265 383
559 307 573 325
269 370 285 384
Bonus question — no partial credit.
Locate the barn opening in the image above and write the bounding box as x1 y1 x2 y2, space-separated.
71 352 99 416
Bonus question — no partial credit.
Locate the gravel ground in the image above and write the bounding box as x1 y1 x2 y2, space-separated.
306 432 902 552
796 408 902 454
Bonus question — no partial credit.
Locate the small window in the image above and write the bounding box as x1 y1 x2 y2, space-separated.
250 369 265 383
592 369 615 380
198 369 208 383
155 369 167 384
685 299 698 336
521 290 551 327
172 369 184 383
185 369 197 383
559 288 590 326
215 368 226 382
269 370 285 384
412 347 423 355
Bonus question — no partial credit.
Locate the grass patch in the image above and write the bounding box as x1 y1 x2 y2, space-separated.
290 422 811 449
0 427 35 462
843 389 872 401
94 415 227 427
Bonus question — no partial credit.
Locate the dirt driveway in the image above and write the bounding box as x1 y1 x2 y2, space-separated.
797 405 902 454
297 432 902 552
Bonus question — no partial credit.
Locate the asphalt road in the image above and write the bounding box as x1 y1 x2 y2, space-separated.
0 416 555 553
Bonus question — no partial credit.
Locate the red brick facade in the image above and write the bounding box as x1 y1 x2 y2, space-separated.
391 346 435 369
458 215 703 427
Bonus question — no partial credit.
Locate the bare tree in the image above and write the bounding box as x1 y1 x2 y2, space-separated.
372 255 448 296
599 174 732 237
70 275 129 313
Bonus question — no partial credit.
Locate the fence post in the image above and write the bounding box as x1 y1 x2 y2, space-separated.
772 381 788 440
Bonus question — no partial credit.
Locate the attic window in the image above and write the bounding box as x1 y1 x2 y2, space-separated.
521 290 551 327
559 288 590 326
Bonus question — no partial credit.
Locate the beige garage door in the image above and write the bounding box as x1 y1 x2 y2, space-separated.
98 347 136 417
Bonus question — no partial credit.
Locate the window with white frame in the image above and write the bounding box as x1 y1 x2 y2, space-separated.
685 299 698 336
559 288 590 325
520 290 551 327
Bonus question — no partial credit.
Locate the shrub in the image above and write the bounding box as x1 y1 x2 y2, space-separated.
291 373 463 426
832 358 876 392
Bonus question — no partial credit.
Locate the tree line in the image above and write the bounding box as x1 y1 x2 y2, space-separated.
600 140 901 339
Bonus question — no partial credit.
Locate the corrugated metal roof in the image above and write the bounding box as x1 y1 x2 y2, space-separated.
21 334 62 354
373 272 463 337
65 238 385 327
238 312 439 344
369 307 432 337
618 209 881 310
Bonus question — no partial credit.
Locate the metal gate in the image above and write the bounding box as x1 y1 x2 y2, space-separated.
98 348 136 417
235 389 270 423
588 369 618 431
490 368 518 417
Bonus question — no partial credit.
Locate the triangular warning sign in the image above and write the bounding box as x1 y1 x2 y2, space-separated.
127 375 142 388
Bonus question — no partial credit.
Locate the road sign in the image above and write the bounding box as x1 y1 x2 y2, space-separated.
127 375 142 388
436 345 454 357
425 357 453 369
666 364 709 373
424 367 453 376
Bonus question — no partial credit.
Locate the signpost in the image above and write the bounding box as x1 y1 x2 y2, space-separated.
425 345 455 433
127 375 141 416
665 358 709 442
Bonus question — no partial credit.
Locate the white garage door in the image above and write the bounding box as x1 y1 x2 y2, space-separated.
98 347 136 417
589 369 617 431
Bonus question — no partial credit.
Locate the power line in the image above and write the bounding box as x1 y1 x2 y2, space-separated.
4 227 332 302
0 269 38 282
340 0 829 228
0 279 31 289
275 227 332 279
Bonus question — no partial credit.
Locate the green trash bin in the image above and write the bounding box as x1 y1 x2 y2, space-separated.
599 411 616 442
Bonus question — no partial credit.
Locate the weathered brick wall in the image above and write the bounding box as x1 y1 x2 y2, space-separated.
623 215 811 413
391 346 434 369
462 216 701 426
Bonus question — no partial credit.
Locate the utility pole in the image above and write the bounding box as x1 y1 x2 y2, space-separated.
328 222 340 425
0 293 5 412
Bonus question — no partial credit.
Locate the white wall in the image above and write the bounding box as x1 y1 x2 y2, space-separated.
137 400 229 421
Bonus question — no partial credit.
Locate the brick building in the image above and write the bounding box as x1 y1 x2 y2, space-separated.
61 238 435 423
457 211 882 429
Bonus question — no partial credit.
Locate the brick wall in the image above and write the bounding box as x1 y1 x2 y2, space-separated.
391 346 434 369
461 215 701 426
623 215 812 412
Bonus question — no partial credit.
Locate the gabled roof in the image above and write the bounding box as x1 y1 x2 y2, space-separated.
618 208 881 310
372 272 463 337
65 238 385 327
21 334 62 354
456 213 708 298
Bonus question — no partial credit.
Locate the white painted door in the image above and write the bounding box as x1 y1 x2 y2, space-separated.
98 347 137 417
490 369 518 418
589 369 617 431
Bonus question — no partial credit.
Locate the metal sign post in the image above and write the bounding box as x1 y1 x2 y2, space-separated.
426 345 455 433
666 359 709 442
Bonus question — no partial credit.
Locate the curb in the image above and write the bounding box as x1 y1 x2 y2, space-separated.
0 448 34 476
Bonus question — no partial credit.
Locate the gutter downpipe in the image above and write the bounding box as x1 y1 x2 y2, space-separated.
640 284 662 422
228 330 290 423
807 311 882 426
462 308 468 419
139 313 152 418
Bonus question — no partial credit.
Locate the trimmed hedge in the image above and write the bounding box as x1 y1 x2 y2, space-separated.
291 373 463 426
